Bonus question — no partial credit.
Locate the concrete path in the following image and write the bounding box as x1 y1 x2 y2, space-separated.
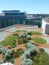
43 48 49 54
41 36 49 44
0 32 10 41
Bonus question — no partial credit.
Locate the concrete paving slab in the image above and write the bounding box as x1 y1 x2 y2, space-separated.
43 48 49 54
41 36 49 44
0 32 10 41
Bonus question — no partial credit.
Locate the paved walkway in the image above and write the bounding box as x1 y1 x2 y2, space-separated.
41 36 49 44
36 44 49 54
0 32 10 41
0 25 42 41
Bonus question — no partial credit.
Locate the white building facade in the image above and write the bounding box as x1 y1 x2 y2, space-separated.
42 18 49 34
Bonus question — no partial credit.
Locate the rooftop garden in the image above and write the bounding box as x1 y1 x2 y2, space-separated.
27 31 42 35
0 30 48 65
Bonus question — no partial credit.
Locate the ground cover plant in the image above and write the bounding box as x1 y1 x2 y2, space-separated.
33 48 49 65
0 35 16 47
0 30 48 65
28 31 42 35
21 42 36 65
33 37 46 44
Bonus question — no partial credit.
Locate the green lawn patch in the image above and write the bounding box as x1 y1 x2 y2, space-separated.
0 35 17 47
33 37 46 44
28 31 42 35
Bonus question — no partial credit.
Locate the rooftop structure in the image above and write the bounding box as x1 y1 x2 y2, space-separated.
0 10 26 29
0 10 42 29
42 18 49 34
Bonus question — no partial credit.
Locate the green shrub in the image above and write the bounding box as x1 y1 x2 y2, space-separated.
25 42 33 49
1 48 7 55
18 37 28 44
18 38 23 44
21 53 27 60
13 50 17 58
0 47 6 54
0 45 3 54
0 49 2 54
39 48 45 53
3 49 13 63
4 49 13 59
17 48 24 55
19 32 26 38
15 52 20 58
33 57 40 63
22 58 33 65
27 35 31 40
13 48 24 58
28 31 41 35
24 50 30 58
8 58 14 63
27 31 33 35
33 37 46 44
29 45 36 52
33 52 49 65
22 43 36 60
23 37 28 43
13 33 18 37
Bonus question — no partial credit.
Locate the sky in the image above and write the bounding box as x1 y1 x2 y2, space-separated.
0 0 49 14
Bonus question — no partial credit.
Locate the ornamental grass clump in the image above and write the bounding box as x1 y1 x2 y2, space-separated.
16 48 24 55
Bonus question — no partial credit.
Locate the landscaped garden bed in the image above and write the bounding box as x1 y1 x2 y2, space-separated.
33 48 49 65
0 30 49 65
0 35 17 47
28 31 42 35
33 37 46 44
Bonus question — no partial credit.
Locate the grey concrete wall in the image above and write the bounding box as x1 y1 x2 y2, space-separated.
45 24 49 34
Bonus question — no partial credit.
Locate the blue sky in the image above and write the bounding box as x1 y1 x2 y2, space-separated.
0 0 49 14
